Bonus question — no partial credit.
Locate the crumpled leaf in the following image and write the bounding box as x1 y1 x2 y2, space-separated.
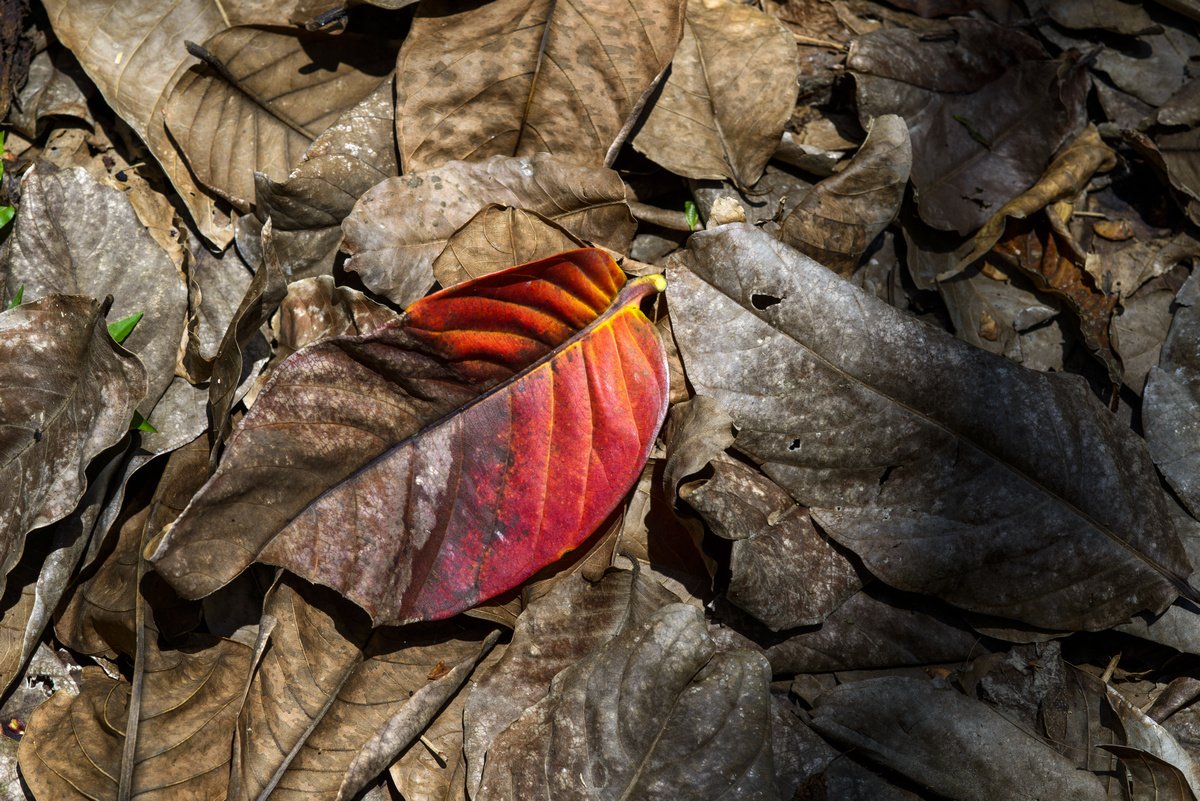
1 163 187 414
987 215 1122 383
1102 746 1199 801
432 205 585 289
667 224 1191 631
230 577 498 801
1104 680 1200 797
477 603 777 801
938 266 1059 362
18 636 251 800
148 250 668 626
682 459 862 631
272 275 398 361
394 0 685 172
810 677 1107 801
462 567 676 796
165 25 397 211
342 153 636 307
1027 0 1159 35
252 76 399 281
954 125 1118 278
631 0 796 187
662 395 735 501
779 114 911 276
1146 270 1200 519
43 0 233 245
848 18 1088 235
7 47 92 138
0 295 145 594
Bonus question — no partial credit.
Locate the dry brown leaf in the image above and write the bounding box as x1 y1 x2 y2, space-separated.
632 0 798 187
164 25 397 211
394 0 685 171
779 114 911 276
431 205 586 288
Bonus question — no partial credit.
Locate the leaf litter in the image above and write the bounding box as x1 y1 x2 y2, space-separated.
4 0 1200 799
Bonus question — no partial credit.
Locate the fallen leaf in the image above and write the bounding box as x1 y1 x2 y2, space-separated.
394 0 685 171
0 295 146 594
1 163 187 414
191 240 255 366
432 205 585 288
342 154 636 307
938 265 1059 362
165 25 397 211
18 637 250 800
849 18 1088 234
148 250 669 626
7 47 92 139
1101 746 1199 801
43 0 233 245
1104 681 1200 796
1027 0 1160 35
662 395 735 500
477 603 777 801
810 676 1107 800
462 567 676 796
667 224 1191 630
271 275 398 362
1113 280 1175 394
779 114 911 276
230 577 498 801
253 77 399 281
954 125 1118 278
682 459 862 631
631 0 797 187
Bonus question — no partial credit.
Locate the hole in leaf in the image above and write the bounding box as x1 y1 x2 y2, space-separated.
879 465 896 485
752 292 783 310
788 438 801 451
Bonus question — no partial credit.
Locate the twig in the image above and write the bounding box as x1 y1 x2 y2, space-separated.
627 201 695 232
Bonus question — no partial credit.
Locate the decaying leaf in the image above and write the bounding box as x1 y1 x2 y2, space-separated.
810 677 1108 800
394 0 685 171
231 578 498 801
462 567 676 796
662 395 735 500
1 163 187 415
682 459 862 631
271 275 398 362
779 114 911 276
19 637 251 800
43 0 233 245
0 295 145 595
148 250 669 626
165 25 397 211
432 205 585 289
477 603 777 801
667 224 1191 631
631 0 797 187
341 154 636 307
848 18 1088 234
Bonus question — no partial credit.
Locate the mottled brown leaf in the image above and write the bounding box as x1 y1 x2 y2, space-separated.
341 154 635 306
164 25 396 211
631 0 797 187
779 114 911 276
477 604 776 801
668 224 1191 630
394 0 685 171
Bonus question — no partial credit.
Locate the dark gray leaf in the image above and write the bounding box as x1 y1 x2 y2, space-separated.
477 603 777 801
667 224 1190 630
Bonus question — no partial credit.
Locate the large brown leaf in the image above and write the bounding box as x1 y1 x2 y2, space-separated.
431 205 585 289
341 154 636 307
476 603 776 801
164 25 397 211
42 0 233 245
18 637 250 801
667 224 1192 631
230 578 497 801
0 296 145 594
631 0 797 187
394 0 685 172
148 250 668 626
1 163 188 415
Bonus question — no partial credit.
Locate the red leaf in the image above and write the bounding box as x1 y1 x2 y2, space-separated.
146 250 669 625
